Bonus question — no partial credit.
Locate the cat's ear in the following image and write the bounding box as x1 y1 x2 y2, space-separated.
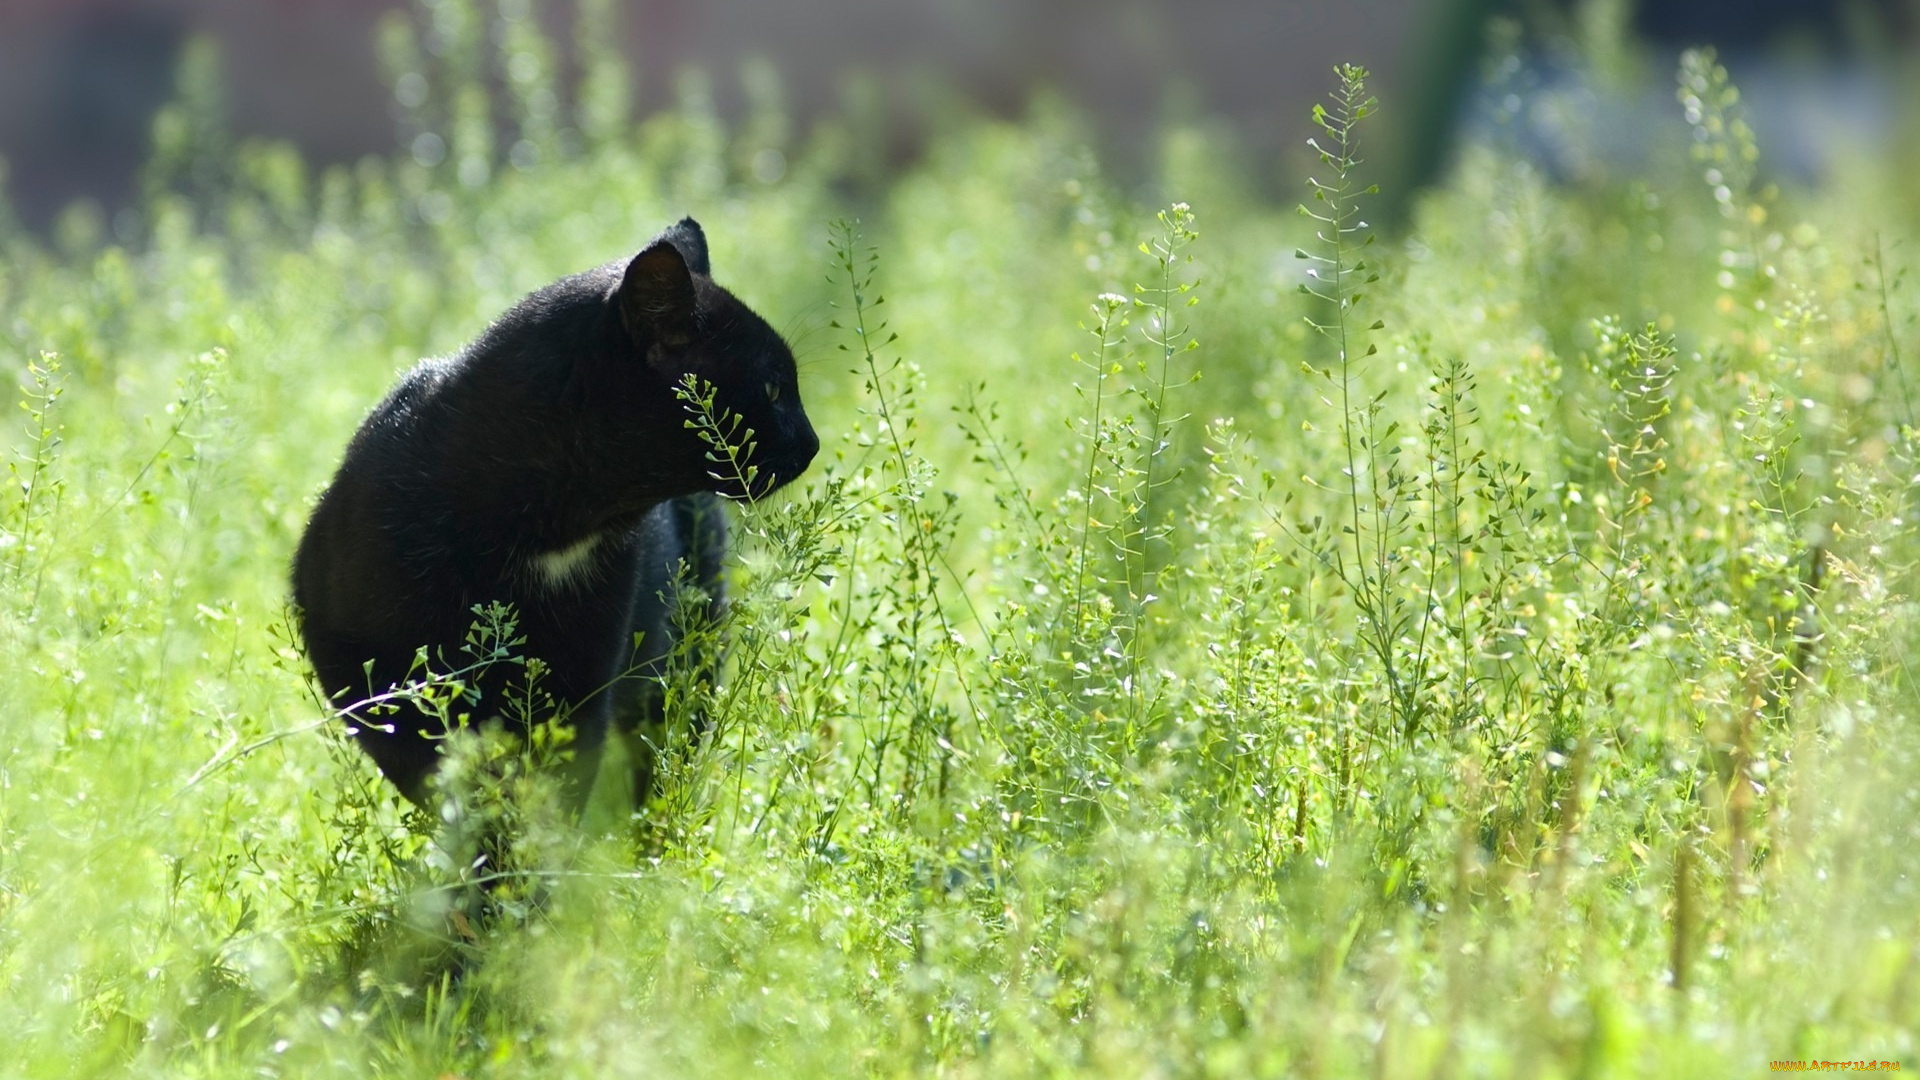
618 240 696 348
662 217 710 275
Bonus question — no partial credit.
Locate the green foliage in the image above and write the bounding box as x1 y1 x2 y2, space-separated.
2 11 1919 1077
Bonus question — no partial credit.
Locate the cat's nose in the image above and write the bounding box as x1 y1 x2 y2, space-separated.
794 424 819 472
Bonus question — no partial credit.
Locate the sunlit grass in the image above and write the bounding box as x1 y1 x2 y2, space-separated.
2 4 1917 1075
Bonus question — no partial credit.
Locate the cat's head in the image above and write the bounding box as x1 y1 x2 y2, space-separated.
614 217 818 500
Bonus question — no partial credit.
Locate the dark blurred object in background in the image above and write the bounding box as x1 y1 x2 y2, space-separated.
1633 0 1913 51
1395 0 1915 217
0 0 1913 235
1 3 183 230
1 0 1421 233
1 0 399 233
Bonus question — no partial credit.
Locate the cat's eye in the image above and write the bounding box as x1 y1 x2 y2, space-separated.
765 382 781 403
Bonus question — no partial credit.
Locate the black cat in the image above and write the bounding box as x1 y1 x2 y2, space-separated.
292 218 817 807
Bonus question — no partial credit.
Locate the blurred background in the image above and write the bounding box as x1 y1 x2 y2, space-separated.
0 0 1914 236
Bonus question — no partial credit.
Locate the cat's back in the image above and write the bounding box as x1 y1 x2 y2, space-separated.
293 357 460 599
359 262 619 438
362 356 457 438
294 267 622 606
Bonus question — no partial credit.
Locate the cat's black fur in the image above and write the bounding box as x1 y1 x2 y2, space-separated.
292 218 817 806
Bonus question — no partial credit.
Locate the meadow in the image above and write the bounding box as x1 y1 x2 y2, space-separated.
3 2 1919 1075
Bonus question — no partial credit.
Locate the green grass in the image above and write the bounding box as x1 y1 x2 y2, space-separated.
4 5 1920 1075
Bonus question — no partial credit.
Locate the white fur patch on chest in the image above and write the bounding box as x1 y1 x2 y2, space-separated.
529 531 605 592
